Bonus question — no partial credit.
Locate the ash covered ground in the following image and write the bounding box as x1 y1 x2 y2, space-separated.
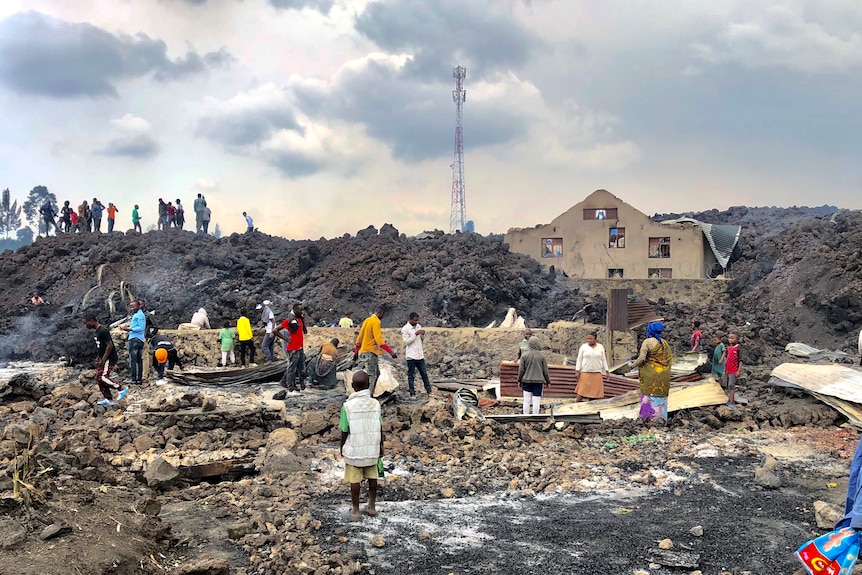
2 206 862 575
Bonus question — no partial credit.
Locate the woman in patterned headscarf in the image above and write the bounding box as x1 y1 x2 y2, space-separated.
628 321 673 422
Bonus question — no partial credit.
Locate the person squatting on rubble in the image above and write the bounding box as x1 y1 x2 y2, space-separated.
149 332 183 384
354 305 397 396
340 370 383 520
307 338 340 389
574 331 609 402
219 320 237 367
84 313 129 406
628 321 673 422
516 328 533 360
277 303 308 393
518 336 550 415
401 312 432 397
236 310 256 367
190 307 211 330
119 300 146 384
258 300 276 362
724 333 742 408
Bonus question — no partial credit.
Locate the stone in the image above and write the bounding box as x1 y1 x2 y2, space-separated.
201 397 218 412
134 494 162 517
658 538 674 550
689 525 704 537
272 390 287 401
133 434 156 453
171 558 231 575
255 428 306 475
371 535 385 547
814 501 842 530
300 412 331 437
144 455 180 489
440 488 455 498
754 454 782 489
419 531 431 540
39 522 72 540
51 382 86 401
0 520 27 550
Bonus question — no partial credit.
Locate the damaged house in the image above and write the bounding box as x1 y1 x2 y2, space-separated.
504 189 741 280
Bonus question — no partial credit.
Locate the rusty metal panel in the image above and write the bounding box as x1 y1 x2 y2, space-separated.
499 362 639 399
627 300 662 330
608 288 628 332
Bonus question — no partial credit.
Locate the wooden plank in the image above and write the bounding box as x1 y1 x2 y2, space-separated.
600 381 728 420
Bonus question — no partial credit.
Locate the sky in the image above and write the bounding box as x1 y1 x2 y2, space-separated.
0 0 859 238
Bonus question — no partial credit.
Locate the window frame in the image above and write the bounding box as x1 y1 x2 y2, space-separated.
648 237 671 258
609 227 626 249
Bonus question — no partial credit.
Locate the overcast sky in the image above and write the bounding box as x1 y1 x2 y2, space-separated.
0 0 859 237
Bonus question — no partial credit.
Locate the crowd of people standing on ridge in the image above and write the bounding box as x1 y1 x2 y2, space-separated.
38 193 255 237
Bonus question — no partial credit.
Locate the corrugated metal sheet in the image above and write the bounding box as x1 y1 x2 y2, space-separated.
608 288 628 331
627 300 661 330
660 217 741 269
499 361 639 399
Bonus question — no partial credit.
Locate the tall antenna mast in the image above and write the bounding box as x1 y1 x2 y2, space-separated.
449 65 466 233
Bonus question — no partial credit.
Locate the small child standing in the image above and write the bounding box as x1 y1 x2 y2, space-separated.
218 320 237 367
339 371 384 520
725 333 741 407
711 336 727 378
690 321 703 352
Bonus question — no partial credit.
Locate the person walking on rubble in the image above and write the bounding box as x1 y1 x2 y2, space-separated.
517 328 532 360
118 300 146 384
277 303 308 393
243 211 254 233
237 310 255 367
258 300 276 362
84 313 129 406
401 312 432 397
354 305 397 396
574 331 609 402
339 370 383 520
628 321 673 422
132 204 142 233
518 336 550 415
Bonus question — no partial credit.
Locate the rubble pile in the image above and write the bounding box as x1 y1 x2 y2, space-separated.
0 227 591 363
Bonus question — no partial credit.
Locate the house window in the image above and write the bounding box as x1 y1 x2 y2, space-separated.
583 208 618 220
648 268 673 279
609 227 625 248
541 237 563 258
649 237 671 258
608 268 624 278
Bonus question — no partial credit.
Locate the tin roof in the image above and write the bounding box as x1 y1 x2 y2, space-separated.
660 217 741 269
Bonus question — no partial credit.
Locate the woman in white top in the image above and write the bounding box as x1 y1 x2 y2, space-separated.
574 331 609 402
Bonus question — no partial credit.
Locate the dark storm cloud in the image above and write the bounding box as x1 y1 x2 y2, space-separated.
95 135 160 159
268 0 335 14
355 0 537 80
0 11 233 98
294 58 529 161
266 151 326 178
196 96 302 148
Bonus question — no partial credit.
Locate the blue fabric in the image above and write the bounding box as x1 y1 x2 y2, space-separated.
838 439 862 529
129 310 146 341
646 321 665 342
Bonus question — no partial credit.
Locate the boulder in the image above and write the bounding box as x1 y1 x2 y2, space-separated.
144 456 180 489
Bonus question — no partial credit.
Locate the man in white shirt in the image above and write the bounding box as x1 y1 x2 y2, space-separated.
257 300 276 362
401 312 432 397
243 211 254 233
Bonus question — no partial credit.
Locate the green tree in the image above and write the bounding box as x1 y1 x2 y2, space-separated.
22 185 57 232
0 189 23 239
213 223 222 238
16 226 34 245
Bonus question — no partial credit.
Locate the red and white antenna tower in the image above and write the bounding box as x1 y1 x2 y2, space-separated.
449 65 467 233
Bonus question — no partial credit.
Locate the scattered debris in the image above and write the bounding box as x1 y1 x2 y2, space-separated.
813 501 842 529
784 343 849 362
648 548 701 568
39 523 71 541
754 454 782 489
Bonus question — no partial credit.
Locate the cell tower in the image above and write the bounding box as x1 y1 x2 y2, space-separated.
449 65 467 234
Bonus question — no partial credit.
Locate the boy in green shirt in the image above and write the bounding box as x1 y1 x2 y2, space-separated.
218 320 237 367
132 204 142 233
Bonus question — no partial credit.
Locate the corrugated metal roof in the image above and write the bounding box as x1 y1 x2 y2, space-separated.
660 217 741 269
627 300 661 330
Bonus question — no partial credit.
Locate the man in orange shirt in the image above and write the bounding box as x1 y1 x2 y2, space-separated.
353 305 397 395
106 202 119 233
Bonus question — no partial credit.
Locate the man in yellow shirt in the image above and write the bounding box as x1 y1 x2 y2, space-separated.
237 311 255 367
353 306 397 394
